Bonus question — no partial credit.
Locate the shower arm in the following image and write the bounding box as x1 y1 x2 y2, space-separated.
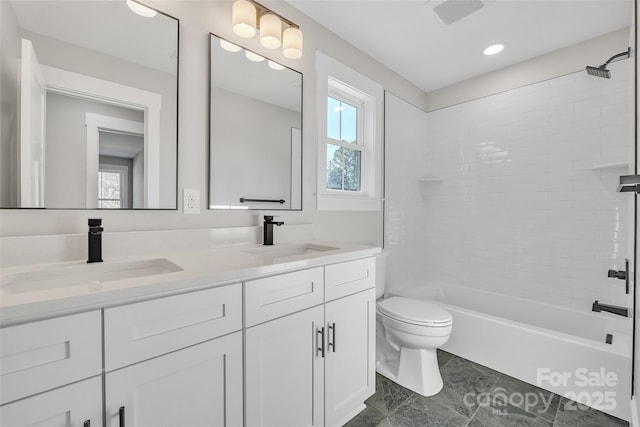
601 48 632 68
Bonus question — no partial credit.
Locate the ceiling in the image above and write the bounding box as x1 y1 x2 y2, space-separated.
286 0 633 93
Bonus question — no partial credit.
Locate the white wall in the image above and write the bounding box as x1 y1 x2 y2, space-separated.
0 1 20 207
385 58 634 313
0 0 427 245
45 93 143 208
210 86 298 210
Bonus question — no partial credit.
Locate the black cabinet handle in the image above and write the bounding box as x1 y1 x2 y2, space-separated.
316 327 325 358
328 323 336 353
83 421 90 427
119 406 125 427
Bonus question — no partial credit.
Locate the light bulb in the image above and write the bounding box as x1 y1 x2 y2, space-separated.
232 0 256 38
260 14 282 49
282 27 303 59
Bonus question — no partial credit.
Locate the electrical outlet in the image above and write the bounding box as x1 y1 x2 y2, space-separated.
183 189 200 214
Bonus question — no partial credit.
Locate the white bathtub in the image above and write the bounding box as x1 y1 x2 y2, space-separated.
394 284 632 421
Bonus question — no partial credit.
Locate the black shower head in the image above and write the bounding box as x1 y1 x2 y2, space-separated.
585 48 631 79
585 65 611 79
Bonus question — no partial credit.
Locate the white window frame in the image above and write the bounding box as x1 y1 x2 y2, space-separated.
316 52 383 211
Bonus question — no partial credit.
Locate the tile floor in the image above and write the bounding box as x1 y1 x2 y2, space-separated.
346 351 629 427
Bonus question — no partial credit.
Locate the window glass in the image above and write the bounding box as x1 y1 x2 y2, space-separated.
98 170 122 208
327 96 358 144
343 149 361 191
326 145 362 192
326 143 343 190
341 102 357 144
327 97 341 140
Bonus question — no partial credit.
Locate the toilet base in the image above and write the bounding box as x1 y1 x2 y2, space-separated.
398 347 443 396
376 342 444 397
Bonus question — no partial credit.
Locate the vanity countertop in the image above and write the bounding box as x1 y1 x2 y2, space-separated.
0 241 380 327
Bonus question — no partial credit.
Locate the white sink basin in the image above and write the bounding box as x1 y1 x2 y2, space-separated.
242 243 338 260
1 258 183 295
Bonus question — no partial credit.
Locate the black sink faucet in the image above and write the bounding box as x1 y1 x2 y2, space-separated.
592 300 629 317
87 218 104 263
263 215 284 246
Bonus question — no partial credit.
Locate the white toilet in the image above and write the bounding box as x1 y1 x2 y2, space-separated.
375 252 453 396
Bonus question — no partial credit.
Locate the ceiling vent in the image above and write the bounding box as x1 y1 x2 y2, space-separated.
433 0 484 25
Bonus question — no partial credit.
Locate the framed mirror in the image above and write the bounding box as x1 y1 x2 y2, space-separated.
209 33 302 210
0 0 178 209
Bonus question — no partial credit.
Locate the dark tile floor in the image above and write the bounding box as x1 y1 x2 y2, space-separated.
345 351 629 427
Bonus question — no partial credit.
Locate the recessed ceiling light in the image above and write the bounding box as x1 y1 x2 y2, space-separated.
483 43 505 56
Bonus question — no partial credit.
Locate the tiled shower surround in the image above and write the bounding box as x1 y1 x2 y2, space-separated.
385 60 633 311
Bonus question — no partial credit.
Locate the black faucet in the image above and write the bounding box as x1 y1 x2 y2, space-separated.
592 300 629 317
263 215 284 246
87 218 104 263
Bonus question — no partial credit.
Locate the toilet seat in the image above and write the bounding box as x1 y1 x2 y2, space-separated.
378 296 452 327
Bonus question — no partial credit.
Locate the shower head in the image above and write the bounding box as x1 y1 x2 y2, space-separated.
585 48 631 79
585 65 610 79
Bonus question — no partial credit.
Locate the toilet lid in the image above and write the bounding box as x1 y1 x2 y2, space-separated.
378 296 452 326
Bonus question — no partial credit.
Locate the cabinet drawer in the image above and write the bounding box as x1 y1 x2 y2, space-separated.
325 258 375 302
245 267 324 327
0 376 102 427
0 311 102 405
104 283 242 371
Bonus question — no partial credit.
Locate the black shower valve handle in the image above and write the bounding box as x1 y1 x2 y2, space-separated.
607 259 630 294
608 269 627 280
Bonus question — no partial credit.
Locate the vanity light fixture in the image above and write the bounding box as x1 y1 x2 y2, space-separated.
260 14 282 49
232 0 257 38
282 27 303 59
231 0 303 59
483 43 505 56
126 0 157 18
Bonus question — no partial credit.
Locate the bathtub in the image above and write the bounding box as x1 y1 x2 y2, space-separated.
394 284 632 421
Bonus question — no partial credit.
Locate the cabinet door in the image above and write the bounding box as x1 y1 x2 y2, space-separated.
324 289 376 427
105 332 243 427
245 305 324 427
0 376 102 427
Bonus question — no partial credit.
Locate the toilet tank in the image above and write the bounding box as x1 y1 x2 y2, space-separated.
374 251 389 299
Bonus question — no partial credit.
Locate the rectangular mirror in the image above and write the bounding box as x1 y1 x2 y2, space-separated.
0 0 178 209
209 33 302 210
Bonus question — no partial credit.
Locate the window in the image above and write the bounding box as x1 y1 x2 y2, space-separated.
316 52 383 211
98 169 123 208
326 96 362 191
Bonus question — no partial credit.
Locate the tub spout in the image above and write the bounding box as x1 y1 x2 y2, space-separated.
592 300 629 317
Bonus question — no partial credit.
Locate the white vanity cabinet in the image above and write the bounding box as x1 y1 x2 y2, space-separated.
103 283 244 427
324 288 376 427
245 258 376 427
0 249 378 427
0 311 103 427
